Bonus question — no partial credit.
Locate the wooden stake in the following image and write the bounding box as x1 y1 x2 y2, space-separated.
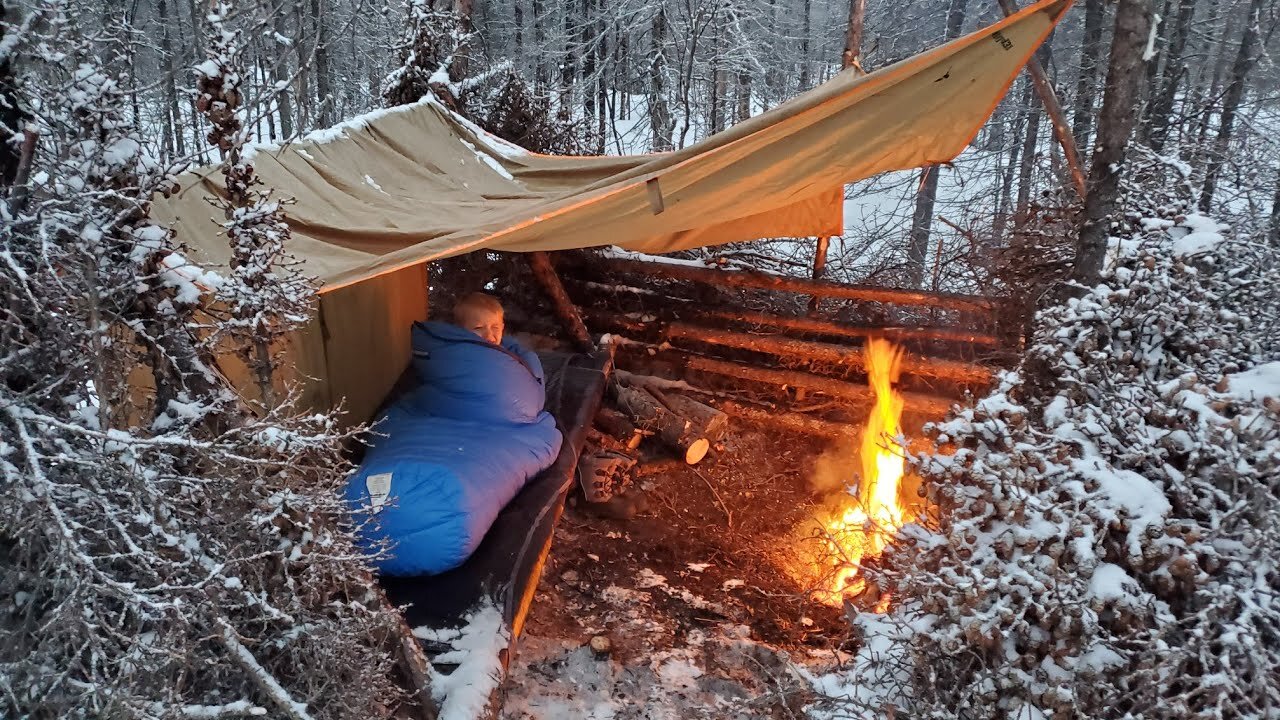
996 0 1088 200
587 256 996 313
527 251 594 352
808 235 831 313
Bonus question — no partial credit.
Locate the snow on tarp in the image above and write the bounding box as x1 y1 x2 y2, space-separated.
413 602 509 720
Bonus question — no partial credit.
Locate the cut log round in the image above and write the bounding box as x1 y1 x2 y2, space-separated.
612 382 710 464
653 392 729 443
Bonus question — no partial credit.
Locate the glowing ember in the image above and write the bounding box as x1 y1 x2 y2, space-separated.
816 338 910 607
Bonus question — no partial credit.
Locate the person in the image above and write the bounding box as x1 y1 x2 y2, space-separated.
451 291 505 345
448 291 648 520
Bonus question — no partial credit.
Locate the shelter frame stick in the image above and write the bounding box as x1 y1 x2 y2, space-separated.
996 0 1088 199
808 235 831 313
588 256 996 313
527 251 595 352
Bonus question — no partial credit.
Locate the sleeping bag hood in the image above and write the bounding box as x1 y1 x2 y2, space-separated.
407 321 547 425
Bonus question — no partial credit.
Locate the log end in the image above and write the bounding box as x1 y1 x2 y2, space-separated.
684 437 710 465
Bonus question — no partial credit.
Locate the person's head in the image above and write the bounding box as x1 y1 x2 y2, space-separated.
452 292 504 344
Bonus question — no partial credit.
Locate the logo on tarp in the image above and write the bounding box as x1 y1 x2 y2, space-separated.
992 30 1014 50
366 473 392 513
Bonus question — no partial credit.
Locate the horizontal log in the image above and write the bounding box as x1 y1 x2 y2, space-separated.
583 307 999 348
670 307 1001 347
714 399 852 439
681 354 957 417
664 323 993 386
589 257 997 313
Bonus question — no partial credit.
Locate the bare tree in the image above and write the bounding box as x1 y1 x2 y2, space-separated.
1074 0 1153 285
1198 0 1266 211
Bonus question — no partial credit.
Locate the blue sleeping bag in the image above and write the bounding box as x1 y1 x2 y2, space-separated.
345 322 563 576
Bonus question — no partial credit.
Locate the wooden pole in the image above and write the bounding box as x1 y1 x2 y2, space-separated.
841 0 867 72
582 306 1002 347
996 0 1088 200
527 251 594 352
587 256 996 313
680 354 957 416
714 399 852 439
663 322 993 385
808 235 831 313
616 346 957 416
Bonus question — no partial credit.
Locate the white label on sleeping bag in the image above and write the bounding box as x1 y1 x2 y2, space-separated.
366 473 392 512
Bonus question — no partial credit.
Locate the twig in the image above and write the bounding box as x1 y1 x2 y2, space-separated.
691 465 733 529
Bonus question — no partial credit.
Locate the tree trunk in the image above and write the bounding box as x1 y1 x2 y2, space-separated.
842 0 867 70
904 0 967 288
799 0 812 90
596 4 607 153
1074 0 1153 286
531 0 545 90
1192 5 1241 155
1269 171 1280 246
560 4 575 118
514 1 523 59
994 83 1027 240
648 8 674 151
294 0 310 130
906 168 941 288
1016 72 1042 216
270 10 295 140
735 71 751 124
311 0 333 127
1199 0 1264 212
1071 0 1106 151
581 0 596 127
157 0 186 157
1140 0 1171 111
1143 0 1196 151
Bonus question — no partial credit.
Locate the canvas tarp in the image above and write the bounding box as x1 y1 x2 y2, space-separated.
152 0 1070 294
151 0 1069 424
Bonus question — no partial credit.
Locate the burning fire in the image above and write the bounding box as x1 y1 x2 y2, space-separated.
817 338 910 608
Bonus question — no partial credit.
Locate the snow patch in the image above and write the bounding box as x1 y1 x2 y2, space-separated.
1227 362 1280 404
459 137 516 181
414 602 509 720
1169 214 1226 256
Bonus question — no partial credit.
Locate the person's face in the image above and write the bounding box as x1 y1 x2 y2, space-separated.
460 307 504 344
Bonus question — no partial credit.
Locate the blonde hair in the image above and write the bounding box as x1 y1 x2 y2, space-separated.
452 292 504 323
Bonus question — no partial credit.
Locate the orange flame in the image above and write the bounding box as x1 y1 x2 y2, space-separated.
816 338 909 607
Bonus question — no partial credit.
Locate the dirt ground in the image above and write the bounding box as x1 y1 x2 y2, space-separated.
522 424 859 659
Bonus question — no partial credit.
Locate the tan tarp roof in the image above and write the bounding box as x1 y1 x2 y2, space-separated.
153 0 1069 294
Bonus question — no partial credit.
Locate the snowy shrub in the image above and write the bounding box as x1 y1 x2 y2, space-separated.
844 162 1280 719
1 4 403 717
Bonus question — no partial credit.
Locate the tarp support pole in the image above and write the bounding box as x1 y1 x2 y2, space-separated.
527 252 595 352
996 0 1087 200
807 235 831 313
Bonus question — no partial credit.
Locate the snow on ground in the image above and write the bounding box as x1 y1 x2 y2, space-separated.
501 623 856 720
414 602 509 720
